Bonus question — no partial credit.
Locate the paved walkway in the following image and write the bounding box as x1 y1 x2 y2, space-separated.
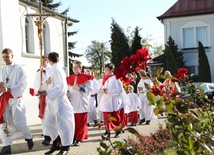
0 117 166 155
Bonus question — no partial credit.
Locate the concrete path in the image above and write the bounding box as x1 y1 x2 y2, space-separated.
0 117 166 155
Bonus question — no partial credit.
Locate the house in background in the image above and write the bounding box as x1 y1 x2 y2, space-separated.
0 0 79 125
157 0 214 82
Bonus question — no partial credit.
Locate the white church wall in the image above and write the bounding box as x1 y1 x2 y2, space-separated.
0 0 70 125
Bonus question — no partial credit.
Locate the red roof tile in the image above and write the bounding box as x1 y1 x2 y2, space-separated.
157 0 214 21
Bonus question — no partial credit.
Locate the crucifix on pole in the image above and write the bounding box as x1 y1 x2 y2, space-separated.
25 1 54 117
25 1 54 86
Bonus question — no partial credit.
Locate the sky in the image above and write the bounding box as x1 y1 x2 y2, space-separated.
57 0 178 65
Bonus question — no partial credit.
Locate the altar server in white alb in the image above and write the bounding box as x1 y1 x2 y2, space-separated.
38 52 75 155
84 69 100 126
127 85 141 126
99 63 125 139
0 48 34 154
137 70 157 125
96 72 105 123
33 55 52 146
66 60 93 146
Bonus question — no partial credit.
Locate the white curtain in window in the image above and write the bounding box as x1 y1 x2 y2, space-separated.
25 18 29 53
43 24 47 54
183 28 194 48
196 27 207 46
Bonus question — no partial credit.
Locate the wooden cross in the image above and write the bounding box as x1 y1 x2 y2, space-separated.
25 1 54 86
25 1 54 117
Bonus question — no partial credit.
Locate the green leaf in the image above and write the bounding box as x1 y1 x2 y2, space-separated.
156 67 163 77
100 141 108 149
188 136 193 150
97 147 103 153
165 103 174 113
147 91 157 104
124 128 140 138
144 82 151 90
113 141 124 148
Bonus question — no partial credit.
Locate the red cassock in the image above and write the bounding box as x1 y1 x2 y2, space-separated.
66 73 93 141
66 73 93 86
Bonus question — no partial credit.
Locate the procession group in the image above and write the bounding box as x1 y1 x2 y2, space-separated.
0 48 174 155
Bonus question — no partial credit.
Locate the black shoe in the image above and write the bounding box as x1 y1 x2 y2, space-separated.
42 139 51 146
42 135 51 146
93 120 98 125
56 150 68 155
0 145 11 155
25 138 34 150
101 131 110 140
130 123 136 126
146 120 150 125
139 118 145 124
73 140 81 146
114 131 121 138
44 146 60 154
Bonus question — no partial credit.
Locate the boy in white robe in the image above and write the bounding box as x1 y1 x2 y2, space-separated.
33 55 51 145
84 70 100 126
0 48 34 154
66 60 93 146
39 52 75 155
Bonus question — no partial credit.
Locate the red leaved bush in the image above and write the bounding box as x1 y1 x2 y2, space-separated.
127 125 173 155
115 48 152 84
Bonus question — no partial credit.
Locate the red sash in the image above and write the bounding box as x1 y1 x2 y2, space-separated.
0 92 13 124
29 88 36 96
29 88 46 119
67 73 93 86
38 95 46 119
102 74 113 85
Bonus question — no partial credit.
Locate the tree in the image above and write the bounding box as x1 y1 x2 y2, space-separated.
110 18 130 67
198 41 211 82
163 36 185 74
130 26 142 55
40 0 61 10
163 36 178 74
141 35 153 50
152 44 164 57
85 40 111 74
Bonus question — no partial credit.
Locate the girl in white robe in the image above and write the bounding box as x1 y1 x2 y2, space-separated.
137 70 157 125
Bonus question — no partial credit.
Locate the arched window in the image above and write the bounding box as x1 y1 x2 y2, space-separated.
25 17 35 54
25 18 30 53
43 21 50 55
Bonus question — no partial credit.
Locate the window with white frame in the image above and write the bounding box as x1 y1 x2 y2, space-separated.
183 26 208 48
25 18 30 53
43 24 47 54
25 18 35 54
182 21 209 49
43 21 50 55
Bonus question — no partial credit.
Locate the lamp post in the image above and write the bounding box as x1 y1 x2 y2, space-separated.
101 43 104 72
101 40 110 72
